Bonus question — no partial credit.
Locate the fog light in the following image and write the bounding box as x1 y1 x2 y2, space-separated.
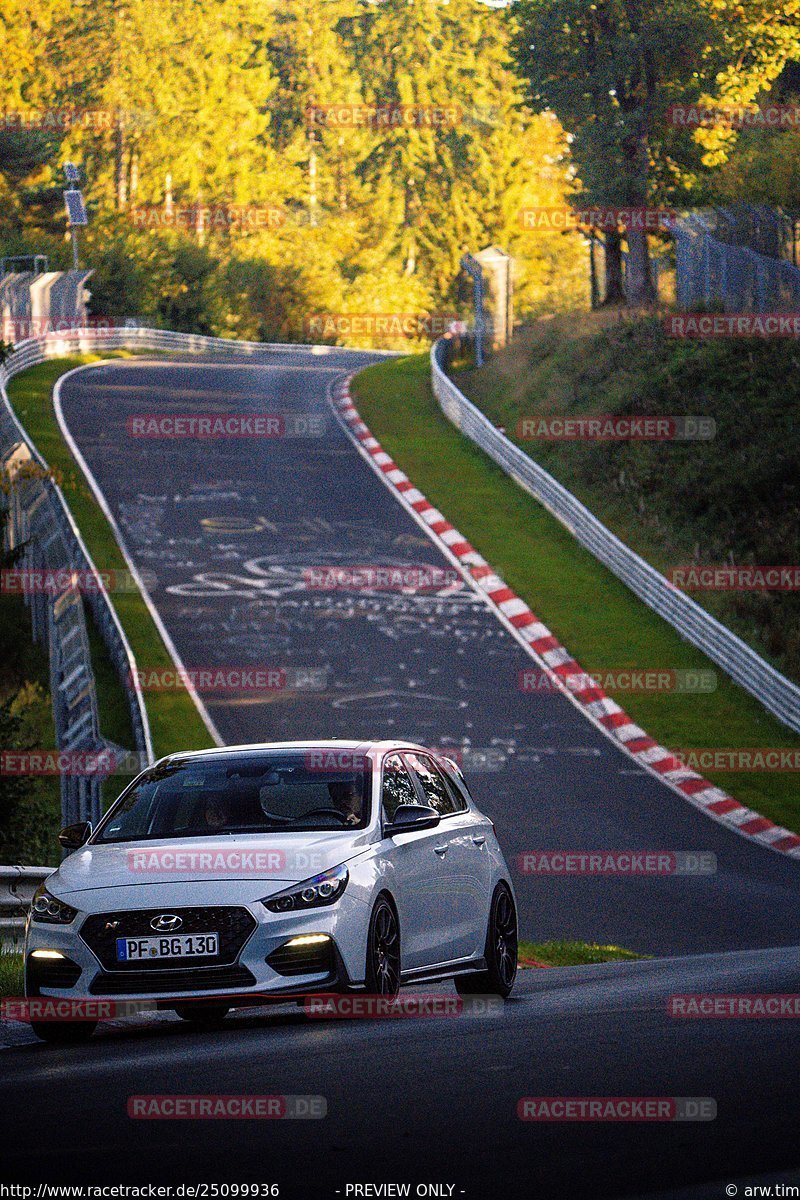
30 949 66 959
267 933 335 978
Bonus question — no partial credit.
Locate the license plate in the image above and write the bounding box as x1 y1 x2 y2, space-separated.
116 933 219 962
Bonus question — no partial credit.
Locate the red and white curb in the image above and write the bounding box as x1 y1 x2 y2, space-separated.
330 375 800 861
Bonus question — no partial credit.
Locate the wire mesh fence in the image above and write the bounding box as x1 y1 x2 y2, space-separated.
673 211 800 313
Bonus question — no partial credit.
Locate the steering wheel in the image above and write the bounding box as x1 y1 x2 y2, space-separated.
302 807 349 824
258 809 295 824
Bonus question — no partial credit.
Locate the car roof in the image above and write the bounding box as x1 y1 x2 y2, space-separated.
155 739 434 769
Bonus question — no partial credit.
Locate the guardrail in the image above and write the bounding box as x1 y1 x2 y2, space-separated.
0 333 158 828
430 337 800 734
0 865 53 946
1 326 381 833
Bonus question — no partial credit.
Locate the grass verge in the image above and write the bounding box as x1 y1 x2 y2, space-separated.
350 354 800 832
453 312 800 680
519 940 650 967
6 355 212 760
0 949 24 996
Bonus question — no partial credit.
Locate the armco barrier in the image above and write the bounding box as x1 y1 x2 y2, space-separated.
0 326 380 832
0 865 53 945
1 337 155 828
430 338 800 734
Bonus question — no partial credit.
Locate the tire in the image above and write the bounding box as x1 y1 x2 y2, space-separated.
365 896 401 997
30 1020 97 1044
454 884 518 999
174 1003 230 1026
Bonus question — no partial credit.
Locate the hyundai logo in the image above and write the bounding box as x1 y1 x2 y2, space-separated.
150 913 183 932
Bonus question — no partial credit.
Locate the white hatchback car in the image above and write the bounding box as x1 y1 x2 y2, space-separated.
25 741 518 1041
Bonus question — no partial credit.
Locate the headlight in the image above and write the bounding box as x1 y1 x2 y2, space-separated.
261 864 349 913
30 884 78 925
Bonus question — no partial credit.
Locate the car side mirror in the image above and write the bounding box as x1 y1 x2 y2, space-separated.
58 821 92 851
386 804 440 834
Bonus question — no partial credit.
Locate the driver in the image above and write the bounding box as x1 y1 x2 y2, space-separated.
203 797 230 831
328 780 363 826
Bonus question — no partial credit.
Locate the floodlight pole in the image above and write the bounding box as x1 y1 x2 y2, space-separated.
70 227 80 269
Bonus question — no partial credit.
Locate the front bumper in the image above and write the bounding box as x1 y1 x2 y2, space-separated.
24 892 368 1006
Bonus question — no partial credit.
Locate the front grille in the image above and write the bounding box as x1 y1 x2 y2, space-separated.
267 940 334 978
80 906 257 971
89 964 257 995
27 955 82 992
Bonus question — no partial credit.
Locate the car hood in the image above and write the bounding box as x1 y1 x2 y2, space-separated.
51 831 373 895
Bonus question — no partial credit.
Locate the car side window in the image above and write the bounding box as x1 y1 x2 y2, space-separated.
438 763 470 814
404 753 458 817
381 753 418 821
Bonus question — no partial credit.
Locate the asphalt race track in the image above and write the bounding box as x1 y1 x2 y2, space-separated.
2 949 800 1197
3 351 797 1198
53 352 800 957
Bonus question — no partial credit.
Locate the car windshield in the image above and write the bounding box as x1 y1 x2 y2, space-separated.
94 751 371 843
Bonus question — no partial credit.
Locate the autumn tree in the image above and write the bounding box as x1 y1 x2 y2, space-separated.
511 0 716 306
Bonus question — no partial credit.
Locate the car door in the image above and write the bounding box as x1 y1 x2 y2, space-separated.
403 752 493 963
379 751 452 971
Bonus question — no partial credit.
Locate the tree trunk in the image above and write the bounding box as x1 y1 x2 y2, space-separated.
589 235 600 309
129 144 139 203
403 177 416 274
336 136 347 212
602 229 625 305
621 124 656 307
308 142 318 227
114 119 127 210
194 190 205 245
625 225 656 307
